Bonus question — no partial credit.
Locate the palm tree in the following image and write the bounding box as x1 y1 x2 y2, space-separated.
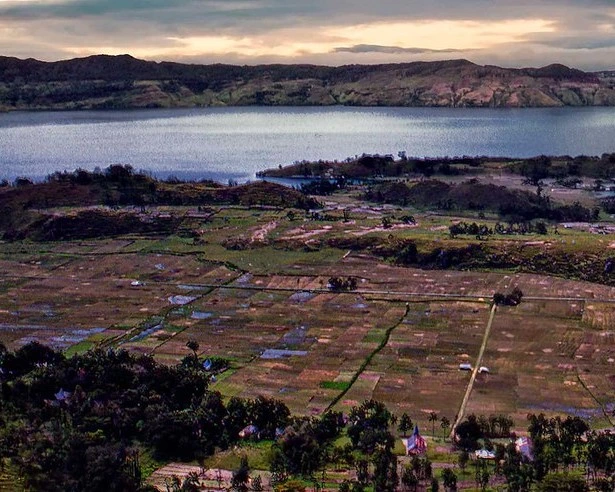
440 416 451 441
429 412 439 438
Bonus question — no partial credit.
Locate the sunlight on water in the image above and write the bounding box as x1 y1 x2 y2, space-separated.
1 106 614 182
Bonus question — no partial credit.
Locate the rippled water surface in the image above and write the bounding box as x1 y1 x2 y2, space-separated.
1 106 614 182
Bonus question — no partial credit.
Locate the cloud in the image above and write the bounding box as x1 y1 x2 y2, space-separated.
0 0 614 69
334 45 465 55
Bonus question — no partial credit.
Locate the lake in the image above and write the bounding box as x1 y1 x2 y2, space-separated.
1 106 614 182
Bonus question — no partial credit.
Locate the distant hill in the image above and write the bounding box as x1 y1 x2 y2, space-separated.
1 54 614 110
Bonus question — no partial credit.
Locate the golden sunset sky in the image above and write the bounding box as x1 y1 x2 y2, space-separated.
0 0 614 69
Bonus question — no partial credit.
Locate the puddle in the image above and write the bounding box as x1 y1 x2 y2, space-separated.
178 284 209 291
236 274 253 285
129 324 163 342
261 349 308 359
289 291 315 303
191 311 213 320
48 327 105 349
281 325 309 345
168 295 197 305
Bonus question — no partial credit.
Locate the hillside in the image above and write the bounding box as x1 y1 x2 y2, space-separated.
1 54 615 110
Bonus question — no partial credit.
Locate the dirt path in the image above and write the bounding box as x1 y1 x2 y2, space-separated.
251 220 277 243
450 303 497 439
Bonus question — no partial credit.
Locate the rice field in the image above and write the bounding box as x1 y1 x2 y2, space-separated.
1 208 614 432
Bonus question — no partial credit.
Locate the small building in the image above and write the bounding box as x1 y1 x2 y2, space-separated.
515 437 534 461
475 449 496 460
459 363 472 371
404 425 427 455
478 366 490 374
239 425 259 439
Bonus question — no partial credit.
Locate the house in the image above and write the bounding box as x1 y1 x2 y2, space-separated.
459 363 472 371
405 425 427 455
478 366 490 374
239 425 259 439
515 437 534 461
475 449 496 460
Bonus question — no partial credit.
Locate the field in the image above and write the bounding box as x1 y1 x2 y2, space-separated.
1 203 614 435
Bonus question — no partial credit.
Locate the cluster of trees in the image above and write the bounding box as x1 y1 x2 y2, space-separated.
260 153 484 180
0 165 320 240
263 152 615 182
2 165 318 211
449 221 549 238
514 153 615 181
450 413 614 491
527 413 615 486
454 414 516 449
365 179 598 223
493 288 524 307
299 178 347 196
0 342 290 491
327 276 358 292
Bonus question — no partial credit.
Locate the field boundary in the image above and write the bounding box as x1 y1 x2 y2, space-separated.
450 303 497 438
326 303 411 411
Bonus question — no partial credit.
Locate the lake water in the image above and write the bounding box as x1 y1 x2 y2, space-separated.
1 106 614 182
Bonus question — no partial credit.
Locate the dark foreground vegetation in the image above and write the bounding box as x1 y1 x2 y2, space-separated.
0 342 613 491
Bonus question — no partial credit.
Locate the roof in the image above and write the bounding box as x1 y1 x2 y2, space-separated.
405 425 427 455
475 449 496 460
515 437 534 461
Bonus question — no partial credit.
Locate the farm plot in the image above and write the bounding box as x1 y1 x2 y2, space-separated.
151 275 407 414
465 299 615 428
340 301 490 429
0 249 237 350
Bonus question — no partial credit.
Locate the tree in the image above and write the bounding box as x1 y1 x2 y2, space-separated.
401 466 419 492
251 475 263 491
277 422 325 476
372 448 398 492
520 156 551 186
338 481 351 492
457 450 470 472
441 469 457 492
398 413 413 437
474 459 491 491
430 477 440 492
347 400 394 454
440 417 451 440
429 412 439 438
186 340 199 359
231 456 250 492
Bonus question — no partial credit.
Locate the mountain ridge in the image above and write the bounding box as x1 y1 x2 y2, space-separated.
1 54 614 110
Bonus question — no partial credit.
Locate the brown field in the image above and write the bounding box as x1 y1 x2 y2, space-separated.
1 210 614 433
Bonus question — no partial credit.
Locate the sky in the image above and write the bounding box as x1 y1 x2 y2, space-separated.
0 0 614 70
